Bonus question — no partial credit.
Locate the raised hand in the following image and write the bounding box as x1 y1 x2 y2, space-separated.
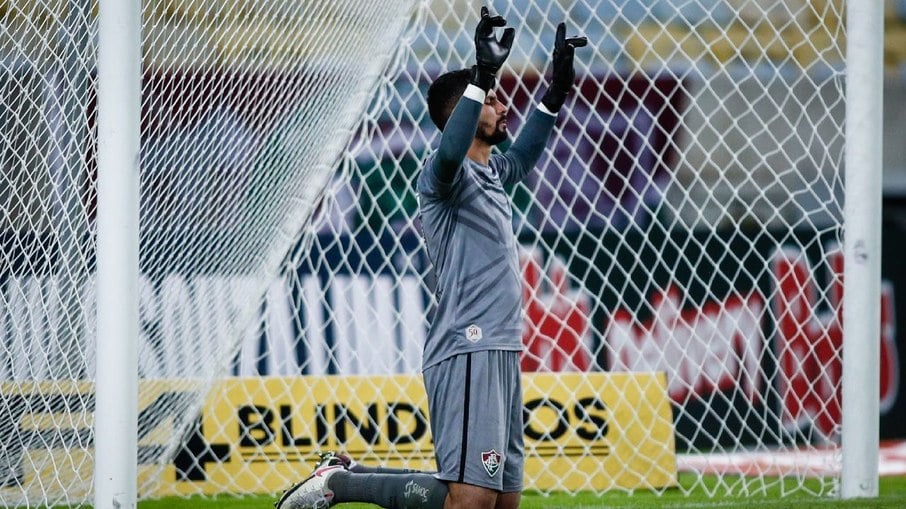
471 6 515 91
541 22 588 112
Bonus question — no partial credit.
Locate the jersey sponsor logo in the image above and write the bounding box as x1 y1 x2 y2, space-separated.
466 324 483 342
480 449 503 477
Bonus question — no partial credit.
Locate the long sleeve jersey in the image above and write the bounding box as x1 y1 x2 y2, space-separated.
416 85 556 370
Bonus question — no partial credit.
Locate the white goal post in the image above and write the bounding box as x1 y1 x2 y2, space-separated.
0 1 888 507
841 1 883 498
94 0 141 507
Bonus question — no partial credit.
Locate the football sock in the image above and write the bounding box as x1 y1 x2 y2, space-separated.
328 471 448 509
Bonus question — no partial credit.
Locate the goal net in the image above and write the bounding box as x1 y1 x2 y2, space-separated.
1 0 887 507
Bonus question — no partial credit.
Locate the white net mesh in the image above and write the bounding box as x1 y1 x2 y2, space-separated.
0 0 880 507
300 0 849 497
1 0 419 506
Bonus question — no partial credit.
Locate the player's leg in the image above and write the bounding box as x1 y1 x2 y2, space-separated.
276 442 447 508
444 482 498 508
425 351 520 509
494 491 521 509
276 350 519 509
329 471 447 507
275 463 448 509
495 349 524 509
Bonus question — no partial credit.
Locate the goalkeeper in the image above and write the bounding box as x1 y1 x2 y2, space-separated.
276 6 586 509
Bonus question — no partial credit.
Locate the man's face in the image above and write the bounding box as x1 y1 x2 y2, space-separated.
475 89 508 145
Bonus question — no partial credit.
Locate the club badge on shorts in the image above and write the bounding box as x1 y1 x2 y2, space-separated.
480 449 503 477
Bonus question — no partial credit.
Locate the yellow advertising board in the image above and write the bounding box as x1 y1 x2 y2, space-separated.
1 372 675 499
158 371 676 495
521 372 676 491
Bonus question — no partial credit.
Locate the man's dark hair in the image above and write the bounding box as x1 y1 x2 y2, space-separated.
427 69 472 131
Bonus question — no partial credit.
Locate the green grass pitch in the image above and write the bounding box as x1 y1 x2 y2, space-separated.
128 474 906 509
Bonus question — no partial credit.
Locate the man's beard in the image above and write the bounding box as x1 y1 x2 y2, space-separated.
476 121 508 145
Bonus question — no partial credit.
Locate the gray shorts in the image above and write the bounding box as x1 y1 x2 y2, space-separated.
423 350 523 492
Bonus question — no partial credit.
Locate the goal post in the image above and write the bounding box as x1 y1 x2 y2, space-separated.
0 0 891 507
94 0 141 508
841 0 884 499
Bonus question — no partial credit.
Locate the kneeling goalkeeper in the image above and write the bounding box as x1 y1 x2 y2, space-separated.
276 6 585 509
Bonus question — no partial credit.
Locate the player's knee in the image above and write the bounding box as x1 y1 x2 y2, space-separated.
443 482 499 509
494 491 521 509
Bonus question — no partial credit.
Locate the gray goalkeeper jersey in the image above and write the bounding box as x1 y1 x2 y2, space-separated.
417 89 556 370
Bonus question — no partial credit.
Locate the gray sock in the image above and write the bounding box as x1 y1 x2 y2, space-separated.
328 471 448 509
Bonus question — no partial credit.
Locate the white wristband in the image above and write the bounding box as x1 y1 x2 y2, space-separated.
463 84 487 103
538 102 558 116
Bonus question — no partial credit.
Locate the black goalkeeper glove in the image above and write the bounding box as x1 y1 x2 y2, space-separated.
470 6 515 92
541 22 588 112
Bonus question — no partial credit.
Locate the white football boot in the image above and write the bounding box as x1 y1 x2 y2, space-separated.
274 464 344 509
